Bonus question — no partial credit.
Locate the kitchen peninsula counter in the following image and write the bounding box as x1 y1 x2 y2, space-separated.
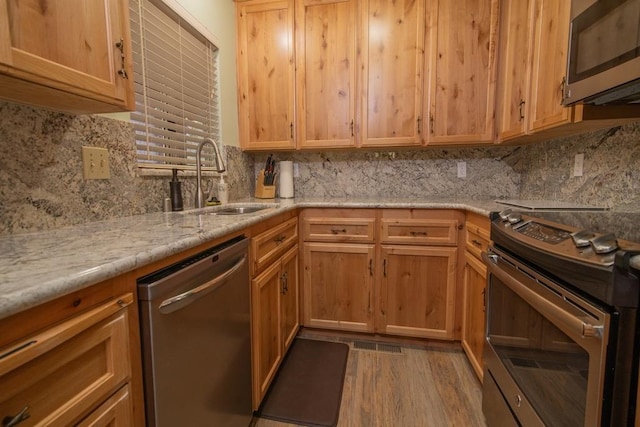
0 198 506 320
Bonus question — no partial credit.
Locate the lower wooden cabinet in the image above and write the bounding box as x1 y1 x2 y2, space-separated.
77 384 133 427
0 295 135 426
461 251 487 381
251 244 299 409
302 242 375 332
301 208 464 340
378 245 457 339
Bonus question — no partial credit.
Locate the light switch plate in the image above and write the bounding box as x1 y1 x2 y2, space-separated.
573 153 584 177
82 146 111 180
457 162 467 178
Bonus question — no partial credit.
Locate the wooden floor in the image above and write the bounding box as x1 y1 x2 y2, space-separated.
254 334 487 427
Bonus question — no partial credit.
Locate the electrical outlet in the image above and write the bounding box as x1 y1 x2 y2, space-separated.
457 162 467 178
293 162 299 178
573 153 584 177
82 146 111 180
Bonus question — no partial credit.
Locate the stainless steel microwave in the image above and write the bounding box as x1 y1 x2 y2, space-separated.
563 0 640 105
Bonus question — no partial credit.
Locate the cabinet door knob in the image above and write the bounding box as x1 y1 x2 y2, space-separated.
2 406 30 427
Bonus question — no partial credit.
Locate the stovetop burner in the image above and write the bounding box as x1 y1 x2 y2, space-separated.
490 209 640 308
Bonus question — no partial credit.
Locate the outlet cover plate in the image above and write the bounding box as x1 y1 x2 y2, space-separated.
82 146 110 180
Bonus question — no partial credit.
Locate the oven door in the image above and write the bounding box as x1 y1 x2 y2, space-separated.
564 0 640 104
482 249 610 427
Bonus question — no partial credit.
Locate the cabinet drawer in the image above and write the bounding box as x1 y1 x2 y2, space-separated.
465 212 491 259
301 209 376 243
77 384 133 427
466 222 490 259
0 295 133 427
380 218 459 245
251 217 298 273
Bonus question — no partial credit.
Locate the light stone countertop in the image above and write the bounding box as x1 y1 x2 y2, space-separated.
0 198 505 320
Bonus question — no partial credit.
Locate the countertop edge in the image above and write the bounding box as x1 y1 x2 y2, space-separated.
0 200 495 320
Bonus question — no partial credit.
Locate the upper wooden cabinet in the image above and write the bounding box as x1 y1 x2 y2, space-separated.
295 0 357 149
496 0 640 143
425 0 499 145
236 0 296 151
359 0 425 147
495 0 534 141
0 0 134 114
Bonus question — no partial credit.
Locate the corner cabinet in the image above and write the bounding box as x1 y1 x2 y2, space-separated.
425 0 499 145
0 0 134 114
236 0 296 151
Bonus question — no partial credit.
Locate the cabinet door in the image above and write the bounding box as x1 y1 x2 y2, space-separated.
426 0 499 145
0 0 133 113
303 242 375 332
496 0 535 141
378 245 457 339
359 0 425 147
236 0 296 150
251 260 282 407
461 252 487 382
295 0 357 149
280 245 299 353
528 0 573 132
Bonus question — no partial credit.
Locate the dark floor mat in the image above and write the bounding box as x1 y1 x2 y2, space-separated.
258 338 349 427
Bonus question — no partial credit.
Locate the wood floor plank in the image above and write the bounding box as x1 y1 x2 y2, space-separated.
254 338 486 427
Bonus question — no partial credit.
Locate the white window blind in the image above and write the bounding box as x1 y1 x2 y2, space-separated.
130 0 222 171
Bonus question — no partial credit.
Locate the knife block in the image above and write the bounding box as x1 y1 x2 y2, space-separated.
255 170 276 199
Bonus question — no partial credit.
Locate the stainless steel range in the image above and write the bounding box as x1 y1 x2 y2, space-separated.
482 209 640 426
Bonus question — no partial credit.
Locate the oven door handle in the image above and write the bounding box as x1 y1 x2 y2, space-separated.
482 252 602 341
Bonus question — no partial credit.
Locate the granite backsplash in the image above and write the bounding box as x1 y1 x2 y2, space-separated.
0 100 638 235
0 102 254 235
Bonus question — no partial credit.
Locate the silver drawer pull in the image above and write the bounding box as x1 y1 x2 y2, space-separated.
3 406 30 427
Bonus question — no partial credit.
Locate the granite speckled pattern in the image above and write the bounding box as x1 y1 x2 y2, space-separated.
0 101 254 235
0 198 502 320
516 121 640 209
254 149 521 199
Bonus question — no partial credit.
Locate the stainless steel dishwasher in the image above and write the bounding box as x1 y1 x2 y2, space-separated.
138 236 252 427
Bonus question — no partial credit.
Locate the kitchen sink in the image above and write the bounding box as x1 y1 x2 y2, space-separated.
215 206 270 215
182 203 278 216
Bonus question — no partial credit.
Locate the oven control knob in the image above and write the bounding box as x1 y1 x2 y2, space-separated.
571 230 596 247
590 233 618 254
498 209 513 221
507 213 522 225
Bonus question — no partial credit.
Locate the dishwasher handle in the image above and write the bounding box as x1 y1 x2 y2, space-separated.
158 254 247 314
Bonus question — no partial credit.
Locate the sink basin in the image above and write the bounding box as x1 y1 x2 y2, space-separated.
182 203 278 216
215 206 270 215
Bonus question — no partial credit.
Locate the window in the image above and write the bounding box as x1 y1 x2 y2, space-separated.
130 0 222 172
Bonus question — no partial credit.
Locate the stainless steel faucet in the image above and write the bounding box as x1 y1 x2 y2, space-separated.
195 138 226 209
